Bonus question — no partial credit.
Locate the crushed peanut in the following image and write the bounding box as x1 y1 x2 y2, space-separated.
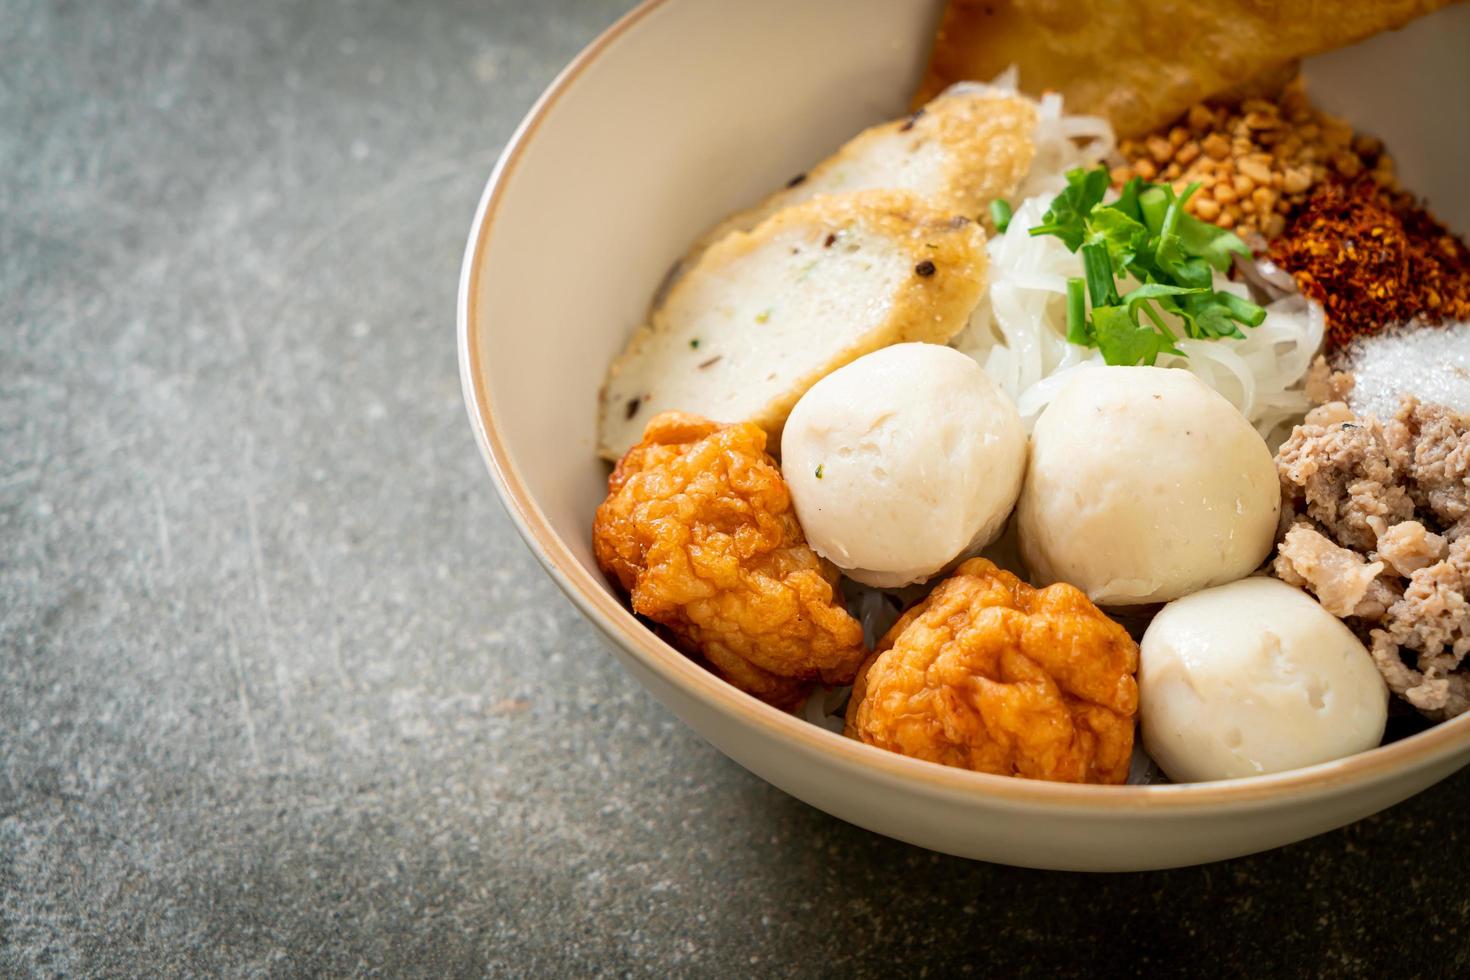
1113 80 1395 241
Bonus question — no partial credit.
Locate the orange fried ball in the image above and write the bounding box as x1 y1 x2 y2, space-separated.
845 558 1139 784
593 411 867 708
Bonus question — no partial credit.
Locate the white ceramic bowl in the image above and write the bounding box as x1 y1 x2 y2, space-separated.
459 0 1470 870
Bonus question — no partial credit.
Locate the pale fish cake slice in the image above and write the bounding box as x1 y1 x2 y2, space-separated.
598 189 988 461
714 88 1036 237
650 88 1034 303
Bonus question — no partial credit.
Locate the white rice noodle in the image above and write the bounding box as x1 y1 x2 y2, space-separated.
800 685 849 734
1019 91 1116 201
952 194 1326 445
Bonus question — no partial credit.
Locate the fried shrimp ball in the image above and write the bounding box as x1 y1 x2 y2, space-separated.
845 559 1139 783
593 411 866 708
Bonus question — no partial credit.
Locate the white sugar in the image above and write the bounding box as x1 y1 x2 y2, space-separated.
1340 321 1470 420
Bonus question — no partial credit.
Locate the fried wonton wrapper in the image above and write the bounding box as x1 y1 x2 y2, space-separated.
593 412 867 708
845 558 1138 784
915 0 1456 137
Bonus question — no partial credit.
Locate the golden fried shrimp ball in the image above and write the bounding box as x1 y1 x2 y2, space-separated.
845 559 1139 783
593 411 867 708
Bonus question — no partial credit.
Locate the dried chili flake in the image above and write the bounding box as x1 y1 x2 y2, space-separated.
1269 178 1470 349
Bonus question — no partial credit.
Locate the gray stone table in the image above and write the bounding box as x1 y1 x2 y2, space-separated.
3 1 1468 975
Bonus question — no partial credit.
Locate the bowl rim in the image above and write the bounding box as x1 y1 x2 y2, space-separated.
457 0 1470 811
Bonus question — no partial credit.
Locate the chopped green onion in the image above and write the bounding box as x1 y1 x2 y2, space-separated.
1065 278 1087 345
1139 186 1169 235
1219 291 1267 327
989 198 1013 233
1082 242 1118 307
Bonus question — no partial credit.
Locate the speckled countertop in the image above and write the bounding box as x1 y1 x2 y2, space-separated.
3 1 1469 976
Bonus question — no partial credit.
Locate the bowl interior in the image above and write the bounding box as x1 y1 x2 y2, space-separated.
1302 4 1470 233
462 0 1470 800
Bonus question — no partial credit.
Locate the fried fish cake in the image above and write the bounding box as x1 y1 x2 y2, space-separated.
593 412 867 708
845 558 1138 783
915 0 1454 137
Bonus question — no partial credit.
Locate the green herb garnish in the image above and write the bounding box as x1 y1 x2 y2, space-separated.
689 338 700 349
814 464 824 479
1028 167 1263 366
989 198 1013 233
1030 167 1108 251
